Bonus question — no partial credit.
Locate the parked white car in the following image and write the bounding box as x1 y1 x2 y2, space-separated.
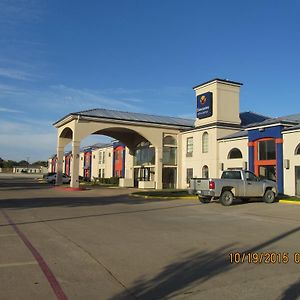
45 173 71 184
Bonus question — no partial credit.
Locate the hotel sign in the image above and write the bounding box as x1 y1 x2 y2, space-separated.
196 92 213 119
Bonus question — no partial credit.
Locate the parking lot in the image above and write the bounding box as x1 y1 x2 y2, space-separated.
0 175 299 300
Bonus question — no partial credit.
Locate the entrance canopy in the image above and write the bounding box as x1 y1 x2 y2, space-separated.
53 108 194 188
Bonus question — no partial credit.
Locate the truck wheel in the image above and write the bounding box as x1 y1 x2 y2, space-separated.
263 190 275 203
220 191 234 206
198 196 210 204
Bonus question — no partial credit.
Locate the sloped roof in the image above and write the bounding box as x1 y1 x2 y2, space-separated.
218 131 248 141
245 113 300 128
282 123 300 132
55 108 194 128
239 111 270 127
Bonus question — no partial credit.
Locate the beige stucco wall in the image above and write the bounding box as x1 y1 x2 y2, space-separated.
218 137 248 176
283 130 300 196
79 152 84 177
179 127 240 188
124 147 134 179
93 146 114 179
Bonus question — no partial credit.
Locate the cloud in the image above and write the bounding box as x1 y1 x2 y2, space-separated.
0 67 34 80
0 107 23 113
0 117 56 160
49 84 144 112
0 0 42 25
0 132 56 161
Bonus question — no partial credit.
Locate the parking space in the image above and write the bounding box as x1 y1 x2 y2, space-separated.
0 176 300 299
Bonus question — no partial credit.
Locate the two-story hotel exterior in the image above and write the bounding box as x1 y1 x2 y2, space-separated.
51 78 300 196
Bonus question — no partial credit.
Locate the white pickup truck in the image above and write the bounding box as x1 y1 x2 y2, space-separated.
188 170 278 206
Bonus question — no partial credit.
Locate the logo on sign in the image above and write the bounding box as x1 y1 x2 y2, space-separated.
196 92 213 119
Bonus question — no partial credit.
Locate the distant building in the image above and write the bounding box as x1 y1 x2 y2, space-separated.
13 165 48 174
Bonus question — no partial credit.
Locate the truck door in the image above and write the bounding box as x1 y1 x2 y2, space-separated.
244 171 264 197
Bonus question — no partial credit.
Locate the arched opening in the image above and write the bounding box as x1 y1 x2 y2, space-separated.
59 127 73 139
295 143 300 155
202 132 208 153
163 135 177 146
202 165 209 178
91 127 155 188
228 148 243 159
56 126 159 188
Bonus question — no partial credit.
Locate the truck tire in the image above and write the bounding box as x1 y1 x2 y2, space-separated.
198 196 211 204
263 189 275 203
220 191 234 206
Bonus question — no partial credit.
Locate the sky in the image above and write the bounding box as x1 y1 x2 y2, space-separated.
0 0 300 162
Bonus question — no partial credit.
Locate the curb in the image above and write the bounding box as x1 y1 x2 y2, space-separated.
279 199 300 205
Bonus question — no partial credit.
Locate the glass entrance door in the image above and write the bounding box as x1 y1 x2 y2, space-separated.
162 167 177 189
254 138 277 182
259 166 277 182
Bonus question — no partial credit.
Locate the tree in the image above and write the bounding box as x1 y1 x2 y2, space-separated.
32 160 48 167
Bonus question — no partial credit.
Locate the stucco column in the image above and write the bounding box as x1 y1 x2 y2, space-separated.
155 147 163 189
56 146 64 185
70 141 80 188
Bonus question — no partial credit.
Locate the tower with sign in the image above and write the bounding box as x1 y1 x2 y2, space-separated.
179 78 243 187
193 78 242 127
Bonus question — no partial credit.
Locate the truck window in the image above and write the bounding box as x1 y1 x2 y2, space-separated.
221 171 241 180
245 171 258 181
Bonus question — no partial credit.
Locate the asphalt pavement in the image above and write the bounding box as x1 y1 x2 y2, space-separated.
0 175 299 300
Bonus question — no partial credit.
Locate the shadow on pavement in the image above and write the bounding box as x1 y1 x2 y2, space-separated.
109 226 300 300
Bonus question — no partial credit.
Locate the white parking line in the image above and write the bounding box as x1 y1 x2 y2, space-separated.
0 261 38 268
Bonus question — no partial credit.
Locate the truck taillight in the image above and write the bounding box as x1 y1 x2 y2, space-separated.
209 181 215 189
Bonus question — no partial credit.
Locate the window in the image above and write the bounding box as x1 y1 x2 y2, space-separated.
202 132 208 153
163 135 177 165
163 147 177 165
163 135 177 146
245 171 258 181
186 137 193 157
102 152 105 163
258 139 276 160
186 168 193 183
228 148 243 159
295 143 300 155
221 171 242 180
99 152 102 164
202 165 209 178
134 142 155 166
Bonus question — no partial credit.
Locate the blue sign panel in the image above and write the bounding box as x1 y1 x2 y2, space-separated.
197 92 213 119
